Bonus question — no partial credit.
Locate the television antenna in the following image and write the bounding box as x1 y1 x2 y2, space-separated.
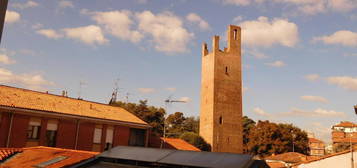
161 95 187 149
78 80 86 99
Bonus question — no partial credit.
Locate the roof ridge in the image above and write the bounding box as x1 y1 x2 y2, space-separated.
23 146 99 154
0 85 119 108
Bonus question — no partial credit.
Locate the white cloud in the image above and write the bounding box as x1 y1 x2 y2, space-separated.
305 74 320 81
273 0 326 15
232 16 244 23
253 107 270 117
327 76 357 91
63 25 108 45
328 0 357 12
0 68 54 89
224 0 356 15
313 30 357 47
91 10 143 43
136 11 194 54
301 95 329 103
246 49 268 59
283 107 346 117
36 29 63 39
265 60 286 67
36 26 108 45
32 23 43 30
5 10 21 24
222 0 251 6
11 1 39 9
239 16 299 48
186 13 210 31
178 96 191 102
59 0 74 8
138 88 155 94
165 87 176 92
0 54 16 64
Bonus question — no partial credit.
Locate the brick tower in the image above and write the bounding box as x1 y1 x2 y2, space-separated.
199 25 243 153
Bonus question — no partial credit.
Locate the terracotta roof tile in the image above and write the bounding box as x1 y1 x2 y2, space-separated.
0 146 98 167
148 136 200 151
265 152 308 163
266 162 287 168
0 148 22 161
161 138 201 151
333 138 357 143
333 121 357 127
292 145 357 167
309 138 324 143
0 85 147 126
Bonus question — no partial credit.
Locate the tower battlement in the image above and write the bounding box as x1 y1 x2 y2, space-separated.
202 25 241 56
199 25 243 154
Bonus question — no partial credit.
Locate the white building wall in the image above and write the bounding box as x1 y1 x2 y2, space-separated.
298 151 357 168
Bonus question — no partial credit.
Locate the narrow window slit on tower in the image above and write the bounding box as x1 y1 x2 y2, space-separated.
219 116 222 124
233 29 237 40
225 66 228 74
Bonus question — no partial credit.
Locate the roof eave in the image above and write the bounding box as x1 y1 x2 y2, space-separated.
0 105 151 129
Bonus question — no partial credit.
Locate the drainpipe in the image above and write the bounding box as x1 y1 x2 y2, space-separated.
145 128 150 147
74 119 80 149
6 112 14 147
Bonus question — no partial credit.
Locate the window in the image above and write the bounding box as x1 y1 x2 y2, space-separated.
129 128 145 147
233 29 237 40
225 66 228 74
219 116 223 125
46 120 58 147
36 156 68 167
93 125 102 144
105 126 114 150
27 118 41 140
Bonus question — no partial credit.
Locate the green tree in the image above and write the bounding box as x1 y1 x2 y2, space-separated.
180 132 211 151
243 116 256 153
166 112 186 137
165 112 200 137
247 120 308 156
110 100 165 136
182 116 199 134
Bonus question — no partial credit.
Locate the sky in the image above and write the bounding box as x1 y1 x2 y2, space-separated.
1 0 357 143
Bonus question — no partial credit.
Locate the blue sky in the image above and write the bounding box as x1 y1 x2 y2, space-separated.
2 0 357 142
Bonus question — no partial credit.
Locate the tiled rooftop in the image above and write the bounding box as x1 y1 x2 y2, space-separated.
265 152 308 163
308 138 324 143
333 121 357 127
0 85 147 126
161 138 201 151
149 136 200 151
0 146 98 167
0 148 22 161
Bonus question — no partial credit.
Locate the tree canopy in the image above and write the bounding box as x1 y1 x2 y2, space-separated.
110 100 308 155
110 100 165 136
166 112 200 137
180 132 211 151
246 120 309 156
